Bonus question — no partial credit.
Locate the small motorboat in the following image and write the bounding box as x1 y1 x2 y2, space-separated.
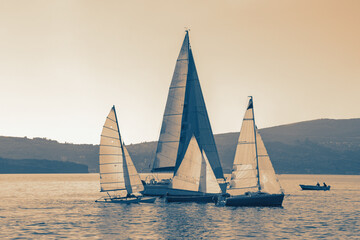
300 184 330 191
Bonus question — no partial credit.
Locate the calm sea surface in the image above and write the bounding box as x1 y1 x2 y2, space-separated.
0 174 359 239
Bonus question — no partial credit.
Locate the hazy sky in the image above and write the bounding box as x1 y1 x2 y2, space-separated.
0 0 359 144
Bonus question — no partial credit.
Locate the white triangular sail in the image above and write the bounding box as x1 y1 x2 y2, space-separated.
99 106 144 197
256 132 282 194
199 150 222 194
123 145 144 194
228 97 282 195
170 136 221 194
170 136 202 192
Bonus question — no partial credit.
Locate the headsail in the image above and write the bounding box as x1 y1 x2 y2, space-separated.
99 106 144 197
229 97 282 195
152 31 224 179
170 136 221 194
123 145 144 194
199 150 221 194
170 136 202 192
256 132 282 194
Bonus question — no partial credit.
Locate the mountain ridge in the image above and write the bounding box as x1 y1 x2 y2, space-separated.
0 118 359 174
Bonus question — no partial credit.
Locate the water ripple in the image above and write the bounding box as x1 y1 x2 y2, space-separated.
0 174 359 239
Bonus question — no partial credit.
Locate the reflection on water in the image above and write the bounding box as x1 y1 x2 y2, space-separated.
0 174 359 239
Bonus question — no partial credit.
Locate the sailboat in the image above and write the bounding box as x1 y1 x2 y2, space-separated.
144 30 226 196
225 97 284 207
96 106 156 204
165 135 222 203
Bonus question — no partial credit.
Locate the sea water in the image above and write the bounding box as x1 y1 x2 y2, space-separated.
0 174 359 239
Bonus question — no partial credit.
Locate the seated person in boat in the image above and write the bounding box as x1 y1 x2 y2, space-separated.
316 182 320 186
323 182 327 187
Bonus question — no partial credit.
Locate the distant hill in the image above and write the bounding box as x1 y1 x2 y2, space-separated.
0 118 359 174
260 118 360 151
0 157 88 173
0 136 98 172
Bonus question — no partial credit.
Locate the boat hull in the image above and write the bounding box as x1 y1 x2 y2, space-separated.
96 196 156 204
143 181 228 196
165 194 219 203
225 193 284 207
299 185 330 191
110 198 140 204
139 197 157 203
143 182 170 196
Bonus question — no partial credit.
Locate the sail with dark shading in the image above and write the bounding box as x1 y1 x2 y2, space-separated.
152 31 224 179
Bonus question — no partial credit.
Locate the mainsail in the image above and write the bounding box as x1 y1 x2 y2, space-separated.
229 97 282 195
99 106 144 197
152 31 224 179
170 136 221 194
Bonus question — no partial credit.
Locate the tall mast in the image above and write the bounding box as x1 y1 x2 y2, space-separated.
112 105 130 190
112 105 124 150
250 96 261 191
